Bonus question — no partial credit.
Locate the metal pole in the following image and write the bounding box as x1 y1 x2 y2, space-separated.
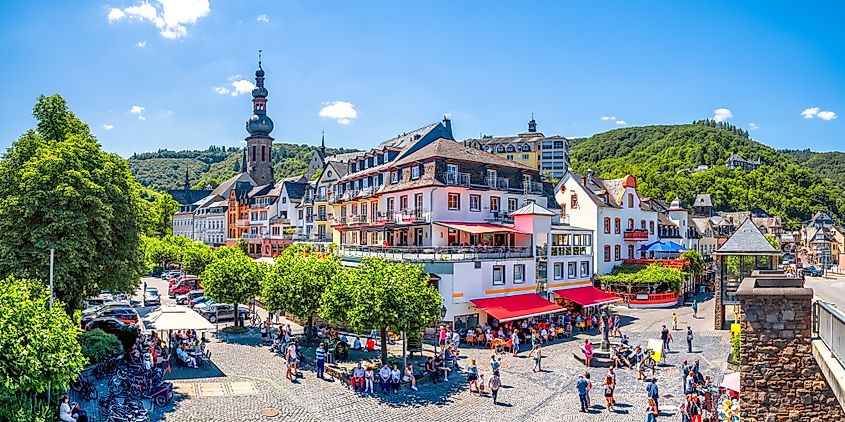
48 248 54 405
401 331 407 371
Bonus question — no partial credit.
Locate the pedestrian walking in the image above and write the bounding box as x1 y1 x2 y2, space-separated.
285 341 298 381
646 377 660 413
645 397 659 422
467 359 480 394
603 369 616 411
661 325 671 353
692 300 698 319
315 343 326 379
583 339 594 367
490 354 500 373
686 326 694 353
681 360 690 393
511 330 520 356
532 345 542 373
489 372 501 404
672 312 678 330
577 373 590 412
585 371 592 407
613 315 621 337
142 280 147 295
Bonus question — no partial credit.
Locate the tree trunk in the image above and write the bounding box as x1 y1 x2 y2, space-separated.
307 315 314 343
234 302 240 327
380 326 388 365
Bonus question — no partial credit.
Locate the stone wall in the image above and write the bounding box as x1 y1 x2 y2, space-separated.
714 257 724 330
738 280 845 421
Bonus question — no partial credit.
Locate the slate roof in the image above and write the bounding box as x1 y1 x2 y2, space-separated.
211 172 256 197
248 184 274 197
511 202 555 216
167 189 213 206
715 218 781 255
694 194 713 208
392 138 537 172
282 180 308 200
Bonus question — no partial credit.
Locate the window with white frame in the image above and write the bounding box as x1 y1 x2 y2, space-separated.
391 171 399 184
554 263 563 280
568 262 577 279
580 261 590 278
492 265 505 285
411 166 420 180
469 194 481 212
448 193 460 210
513 264 525 284
507 198 518 213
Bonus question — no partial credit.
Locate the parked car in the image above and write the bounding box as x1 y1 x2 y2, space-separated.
193 300 216 311
161 270 182 280
804 266 823 277
189 295 208 309
197 303 249 323
175 289 204 305
83 301 133 316
169 278 201 298
169 274 197 287
95 307 139 325
143 288 161 307
84 317 139 338
83 293 114 309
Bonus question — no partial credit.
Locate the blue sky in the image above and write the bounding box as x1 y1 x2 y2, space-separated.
1 1 843 156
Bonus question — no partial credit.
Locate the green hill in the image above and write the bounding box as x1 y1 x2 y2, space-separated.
781 149 845 191
568 124 845 228
129 144 359 191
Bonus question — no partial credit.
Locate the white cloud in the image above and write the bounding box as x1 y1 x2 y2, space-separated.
319 101 358 125
107 0 210 40
230 80 255 96
817 110 837 121
212 86 230 95
748 123 759 130
615 120 626 125
712 108 733 123
136 40 147 48
600 116 616 121
802 107 819 119
227 74 242 81
129 105 145 114
256 14 269 23
801 107 837 121
108 8 125 22
138 115 146 121
103 124 114 130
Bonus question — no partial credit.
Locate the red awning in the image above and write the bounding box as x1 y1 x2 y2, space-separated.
435 222 527 235
554 286 621 307
470 294 564 322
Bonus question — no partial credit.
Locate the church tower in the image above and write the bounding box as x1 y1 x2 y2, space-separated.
244 52 275 185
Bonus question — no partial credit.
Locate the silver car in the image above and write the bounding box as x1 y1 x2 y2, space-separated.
143 288 161 307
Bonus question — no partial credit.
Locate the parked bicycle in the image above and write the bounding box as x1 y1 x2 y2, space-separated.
70 371 99 401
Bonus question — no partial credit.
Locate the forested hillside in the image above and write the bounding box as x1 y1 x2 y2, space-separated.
568 124 845 228
129 144 359 191
782 149 845 191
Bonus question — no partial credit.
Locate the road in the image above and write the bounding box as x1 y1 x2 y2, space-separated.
805 273 845 309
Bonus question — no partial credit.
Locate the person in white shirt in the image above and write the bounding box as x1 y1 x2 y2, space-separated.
511 330 521 356
451 331 461 353
390 364 402 393
379 364 392 394
403 363 418 391
285 342 298 381
364 366 375 393
59 396 76 422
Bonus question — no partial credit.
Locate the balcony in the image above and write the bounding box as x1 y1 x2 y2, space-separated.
445 172 470 187
315 213 328 222
485 177 509 191
350 215 369 225
314 193 328 202
523 181 544 195
340 190 359 201
249 203 270 209
235 219 249 226
357 186 376 198
550 245 591 257
623 229 649 241
338 245 532 262
333 216 348 225
375 211 395 224
397 209 428 223
485 211 513 224
303 195 314 204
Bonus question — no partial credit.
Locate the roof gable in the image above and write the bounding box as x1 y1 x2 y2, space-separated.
716 218 780 255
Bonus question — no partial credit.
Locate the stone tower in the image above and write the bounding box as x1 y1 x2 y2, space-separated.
244 53 275 185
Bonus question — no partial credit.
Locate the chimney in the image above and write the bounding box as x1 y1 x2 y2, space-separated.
441 114 453 139
586 169 594 184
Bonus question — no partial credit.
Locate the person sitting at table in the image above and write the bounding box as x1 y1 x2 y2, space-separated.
366 337 375 352
352 337 362 351
351 362 366 391
176 344 197 368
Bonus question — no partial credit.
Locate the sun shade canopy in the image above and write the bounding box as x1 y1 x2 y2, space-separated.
554 286 621 307
435 222 527 235
142 305 215 331
470 294 564 322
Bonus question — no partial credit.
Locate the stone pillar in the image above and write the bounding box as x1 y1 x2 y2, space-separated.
714 256 725 330
737 277 845 421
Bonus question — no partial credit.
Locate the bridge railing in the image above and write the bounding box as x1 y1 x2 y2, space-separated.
813 300 845 367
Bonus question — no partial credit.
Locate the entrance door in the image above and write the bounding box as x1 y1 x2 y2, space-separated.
414 228 424 245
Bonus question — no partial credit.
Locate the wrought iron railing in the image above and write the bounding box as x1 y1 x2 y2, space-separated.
445 172 470 187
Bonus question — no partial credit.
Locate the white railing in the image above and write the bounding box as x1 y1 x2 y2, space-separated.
524 181 544 194
814 301 845 367
485 177 509 191
338 245 532 261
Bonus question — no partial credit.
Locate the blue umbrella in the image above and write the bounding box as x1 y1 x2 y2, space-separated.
639 241 674 252
664 241 688 252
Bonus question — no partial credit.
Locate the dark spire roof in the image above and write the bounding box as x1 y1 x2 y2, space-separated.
241 149 247 173
528 113 537 133
715 218 781 256
321 130 326 156
246 52 273 137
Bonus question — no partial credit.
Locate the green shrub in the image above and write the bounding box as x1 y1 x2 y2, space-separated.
731 331 741 363
79 329 124 363
0 395 53 422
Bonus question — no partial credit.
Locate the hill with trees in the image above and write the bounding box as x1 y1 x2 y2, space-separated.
781 149 845 191
568 124 845 228
129 144 359 191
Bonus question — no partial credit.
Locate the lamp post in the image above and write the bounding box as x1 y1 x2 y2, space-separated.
434 305 447 354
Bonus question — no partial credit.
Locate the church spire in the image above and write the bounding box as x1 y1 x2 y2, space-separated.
321 130 326 156
241 148 247 173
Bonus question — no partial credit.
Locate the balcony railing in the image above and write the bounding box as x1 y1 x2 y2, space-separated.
445 172 470 187
333 216 347 225
341 190 359 201
550 245 591 257
485 177 509 191
350 215 369 224
235 219 249 226
314 193 328 202
316 213 328 222
338 245 532 261
813 301 845 368
623 229 649 241
398 209 428 223
485 211 513 224
523 181 544 195
303 196 314 204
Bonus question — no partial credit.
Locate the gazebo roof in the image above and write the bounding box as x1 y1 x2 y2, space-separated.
714 218 781 256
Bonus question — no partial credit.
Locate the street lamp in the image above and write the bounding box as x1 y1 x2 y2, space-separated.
434 305 447 354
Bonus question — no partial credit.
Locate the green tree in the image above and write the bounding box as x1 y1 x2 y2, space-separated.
0 95 146 310
182 242 216 276
263 250 340 341
764 233 780 250
0 276 86 395
321 258 442 364
201 251 265 326
79 329 123 364
680 249 705 275
143 235 186 271
140 189 179 238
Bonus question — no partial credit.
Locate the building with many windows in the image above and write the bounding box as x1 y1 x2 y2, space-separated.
554 170 659 275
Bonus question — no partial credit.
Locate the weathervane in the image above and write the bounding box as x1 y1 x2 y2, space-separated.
258 49 262 68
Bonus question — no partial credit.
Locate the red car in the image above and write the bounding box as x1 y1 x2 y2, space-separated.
169 278 201 298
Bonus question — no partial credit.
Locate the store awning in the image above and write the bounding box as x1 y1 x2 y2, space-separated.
142 305 215 331
470 293 564 322
554 286 621 307
435 222 527 235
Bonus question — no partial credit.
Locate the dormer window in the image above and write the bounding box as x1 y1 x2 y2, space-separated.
520 144 531 152
391 171 399 184
411 165 420 180
628 193 634 208
506 145 515 152
496 145 505 153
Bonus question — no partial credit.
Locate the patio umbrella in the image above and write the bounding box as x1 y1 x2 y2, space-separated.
663 241 689 252
721 372 740 393
639 241 662 252
640 241 675 253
